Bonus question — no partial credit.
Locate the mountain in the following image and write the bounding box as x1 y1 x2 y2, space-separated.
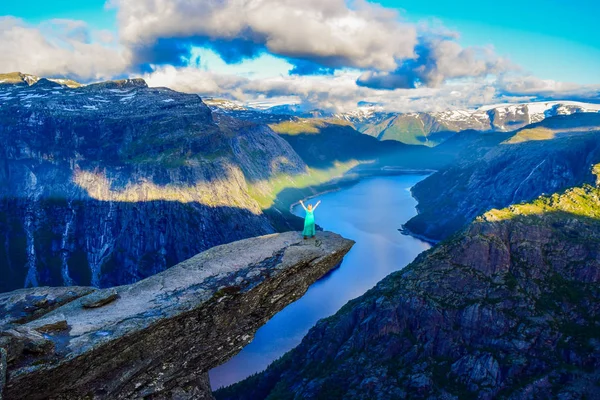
0 72 82 88
0 231 354 400
204 97 600 147
0 75 318 293
204 99 332 124
403 113 600 241
337 101 600 147
216 169 600 399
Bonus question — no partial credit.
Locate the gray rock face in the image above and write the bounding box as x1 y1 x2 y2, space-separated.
0 348 6 400
1 231 354 400
0 77 308 293
216 187 600 399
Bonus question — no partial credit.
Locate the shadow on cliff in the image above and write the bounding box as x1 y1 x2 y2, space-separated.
0 197 278 294
277 124 408 170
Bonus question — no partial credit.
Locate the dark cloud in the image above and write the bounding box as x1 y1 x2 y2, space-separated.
207 38 264 64
357 38 511 90
133 38 192 71
288 60 335 76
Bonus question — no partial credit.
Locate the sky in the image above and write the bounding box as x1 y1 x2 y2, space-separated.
1 0 599 112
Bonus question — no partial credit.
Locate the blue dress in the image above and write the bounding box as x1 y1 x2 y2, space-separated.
302 209 316 237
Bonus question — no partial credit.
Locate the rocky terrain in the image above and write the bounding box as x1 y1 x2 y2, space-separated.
404 113 600 241
216 168 600 400
0 231 354 399
0 74 320 293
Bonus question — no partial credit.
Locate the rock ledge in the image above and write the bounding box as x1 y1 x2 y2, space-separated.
0 231 354 400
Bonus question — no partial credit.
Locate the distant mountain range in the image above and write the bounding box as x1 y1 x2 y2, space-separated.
206 97 600 147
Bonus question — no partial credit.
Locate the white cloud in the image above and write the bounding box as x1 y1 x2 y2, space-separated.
110 0 417 70
143 65 522 113
498 75 600 98
357 38 513 89
0 17 129 80
2 1 597 113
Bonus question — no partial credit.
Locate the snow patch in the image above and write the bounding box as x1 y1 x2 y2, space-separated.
119 93 136 102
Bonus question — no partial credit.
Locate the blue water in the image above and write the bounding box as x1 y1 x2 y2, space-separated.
209 174 431 389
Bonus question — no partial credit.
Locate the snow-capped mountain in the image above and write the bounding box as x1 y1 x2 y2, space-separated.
337 101 600 146
203 97 249 112
171 95 600 147
0 72 82 88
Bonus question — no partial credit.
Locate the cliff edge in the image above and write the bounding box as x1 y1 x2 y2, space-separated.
0 231 354 400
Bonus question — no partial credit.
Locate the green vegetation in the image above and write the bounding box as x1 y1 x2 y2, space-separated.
248 160 359 209
482 164 600 222
269 119 352 135
503 127 557 144
482 184 600 222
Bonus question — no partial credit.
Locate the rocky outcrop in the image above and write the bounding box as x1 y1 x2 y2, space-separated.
217 183 600 399
0 75 310 292
404 113 600 240
0 231 354 400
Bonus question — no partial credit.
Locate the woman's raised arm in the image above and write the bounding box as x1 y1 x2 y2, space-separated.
300 200 308 211
313 200 322 210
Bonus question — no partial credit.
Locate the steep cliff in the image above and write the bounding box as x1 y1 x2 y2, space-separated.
404 113 600 241
0 231 354 400
217 175 600 399
0 76 311 292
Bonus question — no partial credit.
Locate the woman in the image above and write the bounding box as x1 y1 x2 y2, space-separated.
300 199 321 239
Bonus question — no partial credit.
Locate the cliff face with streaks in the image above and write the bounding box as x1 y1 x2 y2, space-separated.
0 77 310 292
0 231 354 400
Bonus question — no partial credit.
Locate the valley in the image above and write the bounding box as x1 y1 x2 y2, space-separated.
1 72 600 399
0 76 422 293
216 165 600 399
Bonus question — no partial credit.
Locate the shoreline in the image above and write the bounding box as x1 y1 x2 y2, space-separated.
287 167 434 213
287 168 441 246
398 226 440 245
398 182 441 245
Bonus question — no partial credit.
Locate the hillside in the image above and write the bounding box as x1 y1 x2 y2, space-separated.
403 113 600 241
216 167 600 400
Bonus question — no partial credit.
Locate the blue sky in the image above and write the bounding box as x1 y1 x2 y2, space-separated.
0 0 115 29
2 0 599 84
1 0 599 111
380 0 600 84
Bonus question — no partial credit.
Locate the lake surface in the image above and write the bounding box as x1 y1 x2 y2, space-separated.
209 174 431 389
